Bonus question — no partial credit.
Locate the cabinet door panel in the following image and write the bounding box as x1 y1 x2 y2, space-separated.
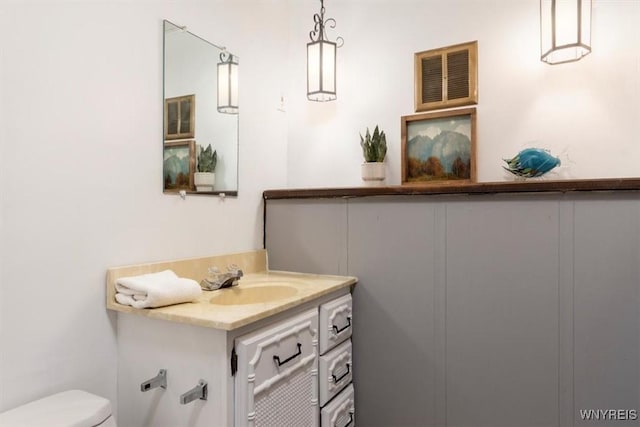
235 308 319 427
117 315 228 427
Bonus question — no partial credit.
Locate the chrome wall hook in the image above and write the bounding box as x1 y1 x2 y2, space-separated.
140 369 167 392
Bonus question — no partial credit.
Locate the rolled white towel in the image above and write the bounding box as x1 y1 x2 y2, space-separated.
115 270 202 309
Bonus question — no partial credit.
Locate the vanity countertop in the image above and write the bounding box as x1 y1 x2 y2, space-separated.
106 250 356 330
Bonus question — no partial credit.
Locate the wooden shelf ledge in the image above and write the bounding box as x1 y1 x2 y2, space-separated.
263 178 640 200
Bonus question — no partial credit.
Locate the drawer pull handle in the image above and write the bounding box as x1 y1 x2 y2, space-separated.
273 343 302 367
332 317 352 334
332 363 351 383
337 412 354 427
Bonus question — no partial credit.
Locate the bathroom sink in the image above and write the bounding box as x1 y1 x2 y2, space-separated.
209 283 300 306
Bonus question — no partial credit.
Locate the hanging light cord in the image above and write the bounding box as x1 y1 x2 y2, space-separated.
309 0 344 47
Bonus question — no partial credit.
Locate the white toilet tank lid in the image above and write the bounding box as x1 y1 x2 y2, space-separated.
0 389 113 427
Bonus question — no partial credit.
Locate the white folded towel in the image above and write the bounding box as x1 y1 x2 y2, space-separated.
115 270 202 309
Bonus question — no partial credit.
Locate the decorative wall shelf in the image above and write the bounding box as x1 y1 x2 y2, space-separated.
263 178 640 200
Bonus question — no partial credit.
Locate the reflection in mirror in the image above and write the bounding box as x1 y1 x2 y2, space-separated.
163 20 239 196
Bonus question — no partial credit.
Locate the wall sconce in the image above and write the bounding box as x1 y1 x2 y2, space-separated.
217 51 238 114
307 0 344 102
540 0 592 64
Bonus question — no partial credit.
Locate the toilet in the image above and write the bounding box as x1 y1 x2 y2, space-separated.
0 389 116 427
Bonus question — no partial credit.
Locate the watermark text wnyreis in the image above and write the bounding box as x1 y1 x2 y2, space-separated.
579 409 638 421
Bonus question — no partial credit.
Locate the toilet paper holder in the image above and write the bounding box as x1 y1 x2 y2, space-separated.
180 380 208 404
140 369 167 392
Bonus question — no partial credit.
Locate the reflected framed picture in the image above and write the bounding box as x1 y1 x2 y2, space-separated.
164 94 195 140
163 140 195 192
401 107 476 185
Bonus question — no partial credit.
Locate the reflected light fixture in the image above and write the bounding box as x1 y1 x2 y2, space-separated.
307 0 343 102
217 51 238 114
540 0 592 64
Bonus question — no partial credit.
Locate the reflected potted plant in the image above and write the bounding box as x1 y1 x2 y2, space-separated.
194 144 217 192
360 125 387 182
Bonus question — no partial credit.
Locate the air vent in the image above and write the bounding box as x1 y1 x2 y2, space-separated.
415 41 477 112
447 50 469 100
421 56 443 103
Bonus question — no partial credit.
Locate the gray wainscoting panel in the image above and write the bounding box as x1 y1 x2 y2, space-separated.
263 192 640 427
558 201 576 427
445 198 561 427
347 197 439 427
265 199 347 275
573 197 640 426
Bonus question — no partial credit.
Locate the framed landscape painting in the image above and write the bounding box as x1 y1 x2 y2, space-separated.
163 140 195 192
401 108 476 185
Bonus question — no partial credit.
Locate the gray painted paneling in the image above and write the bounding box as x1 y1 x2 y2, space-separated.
445 199 560 427
265 199 347 275
347 198 438 427
573 198 640 426
264 193 640 427
559 201 576 426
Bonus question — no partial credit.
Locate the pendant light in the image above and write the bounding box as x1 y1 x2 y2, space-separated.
218 51 238 114
540 0 592 64
307 0 343 101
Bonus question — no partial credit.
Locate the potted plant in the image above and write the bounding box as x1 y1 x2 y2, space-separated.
194 144 217 192
360 125 387 182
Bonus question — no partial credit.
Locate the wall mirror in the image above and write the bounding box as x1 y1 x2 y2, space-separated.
163 20 239 196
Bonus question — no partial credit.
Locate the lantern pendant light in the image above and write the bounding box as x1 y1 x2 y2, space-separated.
218 51 238 114
540 0 592 64
307 0 344 101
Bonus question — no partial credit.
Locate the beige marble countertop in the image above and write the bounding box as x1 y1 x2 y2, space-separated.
106 250 357 330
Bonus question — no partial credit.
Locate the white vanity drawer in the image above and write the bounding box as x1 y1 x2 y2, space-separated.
321 384 355 427
319 293 353 355
319 339 352 407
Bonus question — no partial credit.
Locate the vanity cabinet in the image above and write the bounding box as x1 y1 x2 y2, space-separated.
114 287 354 427
233 294 355 427
108 250 356 426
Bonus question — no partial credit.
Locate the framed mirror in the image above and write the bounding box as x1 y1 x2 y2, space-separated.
163 20 239 196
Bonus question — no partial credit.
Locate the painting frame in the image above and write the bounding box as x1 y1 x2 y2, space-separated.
163 140 196 192
164 94 195 140
401 107 477 185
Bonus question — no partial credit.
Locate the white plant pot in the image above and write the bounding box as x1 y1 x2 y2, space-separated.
361 162 386 183
194 172 215 192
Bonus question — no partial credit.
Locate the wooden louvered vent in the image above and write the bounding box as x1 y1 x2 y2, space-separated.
415 41 477 112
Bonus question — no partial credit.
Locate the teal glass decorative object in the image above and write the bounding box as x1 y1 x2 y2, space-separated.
503 148 561 178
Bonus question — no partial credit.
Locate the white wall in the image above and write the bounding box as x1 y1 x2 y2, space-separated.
1 0 638 417
285 0 640 187
0 0 289 412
